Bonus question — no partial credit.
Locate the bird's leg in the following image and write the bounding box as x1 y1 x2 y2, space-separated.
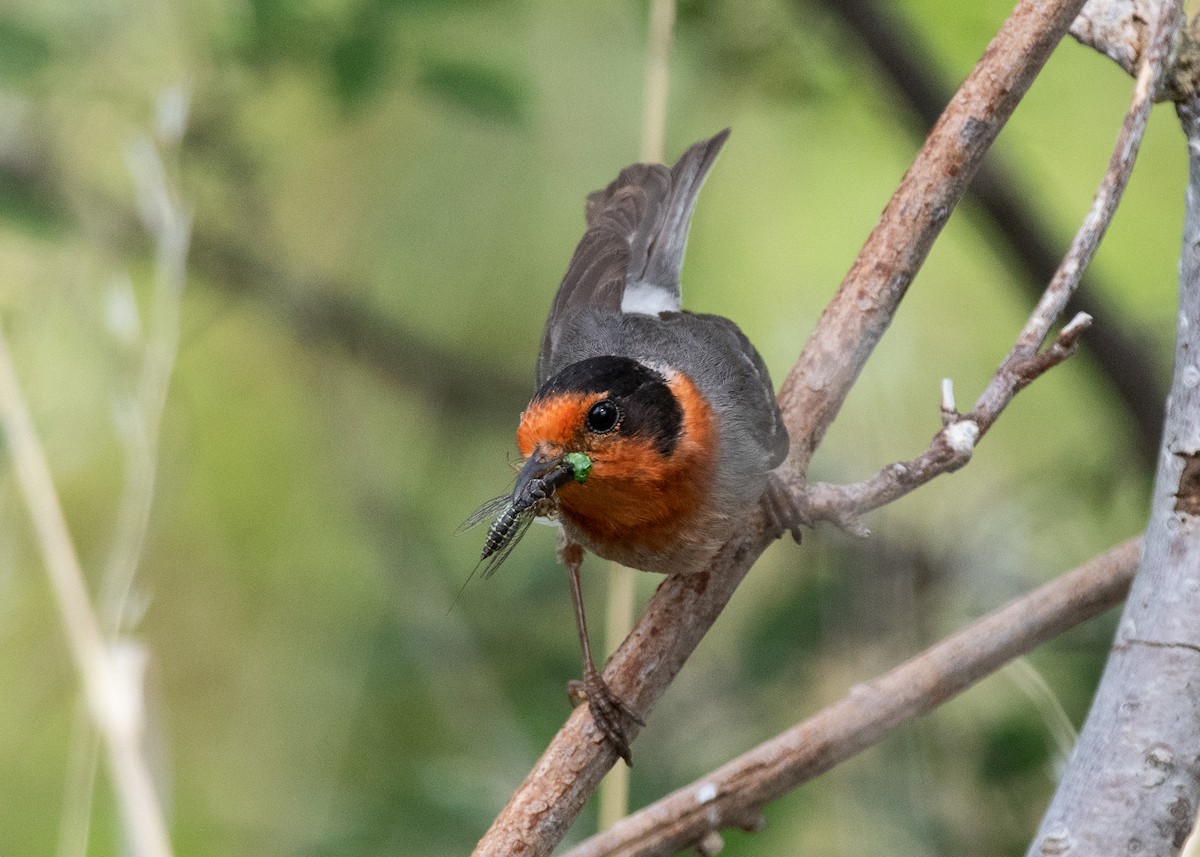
558 537 643 766
763 471 805 544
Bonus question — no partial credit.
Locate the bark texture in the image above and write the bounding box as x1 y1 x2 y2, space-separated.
1024 97 1200 857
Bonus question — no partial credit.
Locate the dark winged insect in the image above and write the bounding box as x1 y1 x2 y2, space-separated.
460 457 584 579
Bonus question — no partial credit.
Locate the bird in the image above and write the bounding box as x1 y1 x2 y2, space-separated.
470 129 802 764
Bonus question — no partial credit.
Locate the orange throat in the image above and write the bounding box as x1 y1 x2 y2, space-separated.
516 371 717 552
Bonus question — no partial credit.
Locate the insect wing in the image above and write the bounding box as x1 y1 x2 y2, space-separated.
456 494 512 535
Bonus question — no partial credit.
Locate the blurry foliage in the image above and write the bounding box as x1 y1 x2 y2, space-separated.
329 12 393 107
0 0 1181 855
236 0 527 116
419 59 528 123
0 18 51 83
0 165 65 235
980 715 1051 780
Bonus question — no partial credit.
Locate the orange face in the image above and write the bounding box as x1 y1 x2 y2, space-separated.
516 371 716 549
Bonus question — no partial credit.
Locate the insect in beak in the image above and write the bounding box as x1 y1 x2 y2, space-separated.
462 451 593 578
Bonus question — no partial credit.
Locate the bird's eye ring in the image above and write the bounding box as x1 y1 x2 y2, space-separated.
585 400 621 434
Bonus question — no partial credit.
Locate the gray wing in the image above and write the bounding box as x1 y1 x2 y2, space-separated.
537 129 730 385
691 312 790 473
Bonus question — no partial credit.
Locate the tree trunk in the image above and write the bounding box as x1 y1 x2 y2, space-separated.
1025 97 1200 856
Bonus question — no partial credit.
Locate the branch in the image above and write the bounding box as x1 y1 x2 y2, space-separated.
1068 0 1200 114
1024 6 1200 852
776 0 1092 480
978 11 1172 417
804 312 1092 532
473 2 1090 853
1069 0 1200 102
564 537 1142 857
1070 0 1158 78
817 0 1167 464
800 0 1166 529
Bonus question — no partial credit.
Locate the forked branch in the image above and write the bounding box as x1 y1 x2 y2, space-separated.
804 310 1093 534
473 1 1093 854
801 0 1171 531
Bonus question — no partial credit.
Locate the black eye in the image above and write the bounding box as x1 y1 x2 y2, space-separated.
585 400 620 433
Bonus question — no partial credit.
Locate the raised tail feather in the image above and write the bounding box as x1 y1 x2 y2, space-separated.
547 129 731 319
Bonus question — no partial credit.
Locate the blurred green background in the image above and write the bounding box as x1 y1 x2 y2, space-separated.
0 0 1181 854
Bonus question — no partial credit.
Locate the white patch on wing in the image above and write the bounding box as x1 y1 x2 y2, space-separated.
621 281 679 316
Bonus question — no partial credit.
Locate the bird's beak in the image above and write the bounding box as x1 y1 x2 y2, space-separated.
514 448 575 500
513 448 592 507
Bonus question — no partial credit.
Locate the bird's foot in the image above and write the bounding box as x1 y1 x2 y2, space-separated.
763 472 805 543
567 665 644 766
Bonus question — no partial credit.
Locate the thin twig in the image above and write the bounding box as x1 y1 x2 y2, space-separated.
977 16 1174 423
802 311 1092 530
0 328 174 857
818 0 1166 463
472 2 1089 854
801 4 1167 530
563 537 1142 857
776 0 1092 481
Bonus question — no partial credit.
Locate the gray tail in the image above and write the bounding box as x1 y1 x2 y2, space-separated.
587 128 729 306
548 129 730 318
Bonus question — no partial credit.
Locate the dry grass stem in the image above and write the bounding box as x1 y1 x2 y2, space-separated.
0 327 174 857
